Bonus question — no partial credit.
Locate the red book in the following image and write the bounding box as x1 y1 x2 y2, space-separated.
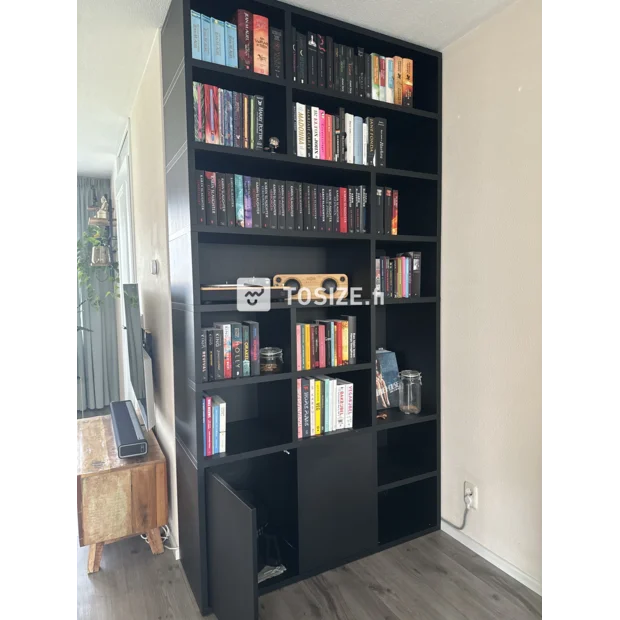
319 110 326 160
392 189 398 234
379 57 386 95
297 378 302 438
205 85 219 145
318 324 326 368
253 15 269 75
339 187 348 233
205 396 213 457
234 9 253 71
335 321 343 366
296 324 302 370
325 114 333 161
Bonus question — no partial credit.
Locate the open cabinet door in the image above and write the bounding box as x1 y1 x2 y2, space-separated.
206 473 258 620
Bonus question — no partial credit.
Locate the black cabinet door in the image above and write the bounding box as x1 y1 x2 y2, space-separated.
297 433 377 573
206 473 258 620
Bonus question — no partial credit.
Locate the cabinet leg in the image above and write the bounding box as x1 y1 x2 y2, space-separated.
87 543 104 573
147 528 164 555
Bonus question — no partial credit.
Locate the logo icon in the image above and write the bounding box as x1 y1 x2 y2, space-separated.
237 277 271 312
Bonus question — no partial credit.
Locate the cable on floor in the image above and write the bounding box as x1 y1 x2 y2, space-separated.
441 492 473 531
141 524 179 551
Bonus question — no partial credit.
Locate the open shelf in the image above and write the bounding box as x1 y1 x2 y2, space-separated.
376 408 437 429
192 59 286 87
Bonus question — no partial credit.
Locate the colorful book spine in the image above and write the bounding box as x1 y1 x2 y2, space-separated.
243 94 250 148
336 381 346 429
345 382 353 429
311 107 320 159
296 102 306 157
193 83 204 141
341 320 349 364
212 328 224 379
296 324 302 370
309 378 316 436
345 113 354 164
230 323 242 378
212 395 220 454
394 56 403 105
243 176 252 227
200 328 208 381
386 58 394 104
301 378 311 437
403 58 413 107
244 321 260 375
392 189 398 234
242 325 250 376
254 95 265 150
214 323 232 378
297 378 303 438
354 116 363 164
270 27 283 79
319 110 326 160
315 380 321 436
372 54 380 99
235 174 244 227
318 324 326 368
201 15 212 63
379 56 386 101
304 324 311 369
253 14 269 75
225 22 238 68
205 395 213 456
211 19 225 65
325 114 333 161
233 92 242 148
235 9 252 71
191 11 202 60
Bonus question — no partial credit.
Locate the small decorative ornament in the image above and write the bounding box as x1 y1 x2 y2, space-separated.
264 136 279 154
91 245 112 267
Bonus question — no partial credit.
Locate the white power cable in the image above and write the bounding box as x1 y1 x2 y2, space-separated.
441 490 473 531
140 524 179 552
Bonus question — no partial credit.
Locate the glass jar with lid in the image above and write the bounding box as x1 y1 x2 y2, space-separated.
398 370 422 414
260 347 283 374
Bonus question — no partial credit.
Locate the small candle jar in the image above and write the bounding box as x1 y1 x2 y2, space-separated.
260 347 283 374
398 370 422 414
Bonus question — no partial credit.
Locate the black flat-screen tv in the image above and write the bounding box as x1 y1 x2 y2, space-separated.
123 284 154 429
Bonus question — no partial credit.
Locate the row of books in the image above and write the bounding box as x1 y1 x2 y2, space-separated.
297 377 354 438
200 321 260 382
203 394 227 457
191 9 283 78
292 28 414 107
193 82 264 149
296 316 357 370
197 171 369 233
376 187 399 235
294 104 387 167
375 253 422 298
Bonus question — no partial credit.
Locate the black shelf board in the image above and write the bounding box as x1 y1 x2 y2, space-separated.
377 525 440 552
377 442 437 487
196 225 370 242
191 59 286 86
292 83 438 120
374 234 437 243
295 425 372 446
195 299 373 312
376 409 437 429
295 362 372 377
378 471 437 492
378 167 439 181
382 296 437 305
192 372 293 391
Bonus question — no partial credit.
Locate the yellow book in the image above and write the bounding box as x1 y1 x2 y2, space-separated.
341 320 349 365
394 56 403 105
304 324 311 370
315 379 321 435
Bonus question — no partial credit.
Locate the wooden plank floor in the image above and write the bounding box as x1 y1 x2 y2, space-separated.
77 531 541 620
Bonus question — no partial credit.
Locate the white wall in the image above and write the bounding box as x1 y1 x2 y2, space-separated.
129 31 179 545
441 0 541 589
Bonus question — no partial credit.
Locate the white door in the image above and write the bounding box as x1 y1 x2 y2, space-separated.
115 125 137 401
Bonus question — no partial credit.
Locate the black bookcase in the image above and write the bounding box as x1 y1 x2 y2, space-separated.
162 0 441 617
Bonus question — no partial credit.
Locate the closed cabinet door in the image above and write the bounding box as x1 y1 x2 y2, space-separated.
297 432 377 573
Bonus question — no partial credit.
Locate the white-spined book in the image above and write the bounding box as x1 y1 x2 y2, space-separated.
311 107 320 159
296 103 306 157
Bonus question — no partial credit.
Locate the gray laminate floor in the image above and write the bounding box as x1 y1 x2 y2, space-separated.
77 531 541 620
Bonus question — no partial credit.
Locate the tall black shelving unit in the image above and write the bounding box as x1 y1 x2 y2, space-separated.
162 1 441 617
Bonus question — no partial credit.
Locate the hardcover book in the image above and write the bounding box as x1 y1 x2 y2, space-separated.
233 91 242 148
206 328 216 381
301 378 311 437
376 348 400 409
345 46 354 94
268 179 278 229
242 93 249 148
362 121 368 166
306 104 312 158
333 44 341 91
204 396 212 456
249 96 255 149
253 14 269 75
386 58 394 103
212 19 225 65
365 52 372 98
379 56 386 101
191 11 202 60
325 114 333 161
394 56 403 105
310 184 319 230
292 26 297 81
376 187 384 234
311 107 320 159
212 394 219 454
225 22 238 68
211 395 226 453
319 110 325 160
371 54 380 100
269 27 283 78
302 183 312 230
345 113 354 164
403 58 414 107
254 95 265 150
193 82 204 141
338 44 346 92
297 378 302 438
354 116 363 165
285 181 295 230
357 47 365 97
234 9 252 70
243 176 252 228
235 174 244 227
307 33 318 86
224 89 233 146
201 15 212 63
333 187 340 232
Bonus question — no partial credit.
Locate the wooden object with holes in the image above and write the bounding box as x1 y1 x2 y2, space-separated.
77 415 168 573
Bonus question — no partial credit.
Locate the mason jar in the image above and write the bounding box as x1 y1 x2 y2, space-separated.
398 370 422 414
260 347 283 374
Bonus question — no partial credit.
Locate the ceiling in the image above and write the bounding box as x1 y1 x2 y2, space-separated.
77 0 515 177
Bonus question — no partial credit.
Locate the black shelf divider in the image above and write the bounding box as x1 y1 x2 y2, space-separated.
164 0 441 616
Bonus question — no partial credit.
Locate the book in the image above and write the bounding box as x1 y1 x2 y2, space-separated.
251 177 261 227
384 188 392 235
365 52 372 98
307 33 318 86
391 189 398 234
296 324 302 371
212 19 225 65
314 379 322 435
344 382 353 429
309 378 316 435
362 121 368 166
193 82 204 141
357 47 365 97
371 54 380 99
196 171 206 224
235 174 244 227
334 114 341 162
334 43 341 91
216 173 226 226
318 34 326 87
205 172 217 226
297 32 307 84
242 93 250 148
354 185 362 232
243 176 252 227
304 324 311 369
201 15 212 63
318 323 326 367
339 187 348 233
345 46 354 94
325 114 333 161
296 102 306 157
403 58 413 107
230 322 242 378
249 96 255 149
394 56 403 105
379 56 386 101
325 187 333 232
376 348 399 409
212 395 226 453
225 22 238 68
218 88 224 144
204 85 214 144
204 395 212 456
255 95 265 150
285 181 295 231
234 9 252 70
200 328 208 382
340 319 349 364
315 376 330 433
212 393 220 454
206 327 216 381
336 380 346 429
311 107 320 159
244 321 260 375
214 323 232 378
212 328 224 380
319 110 326 160
345 113 354 164
301 378 311 437
191 11 202 60
292 26 297 82
277 181 286 230
297 378 302 438
354 116 363 165
306 104 313 158
318 185 326 232
386 58 394 103
326 36 334 88
361 185 368 233
333 187 340 232
233 91 242 148
310 184 319 230
338 44 346 91
376 117 387 167
341 315 356 364
269 27 283 78
268 179 278 230
376 187 384 234
225 173 235 226
253 14 269 75
224 89 233 146
294 182 303 230
303 183 312 230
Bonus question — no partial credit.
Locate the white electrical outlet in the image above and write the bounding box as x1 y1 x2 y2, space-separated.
464 481 479 510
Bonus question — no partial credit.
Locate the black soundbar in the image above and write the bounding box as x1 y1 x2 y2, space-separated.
110 400 148 458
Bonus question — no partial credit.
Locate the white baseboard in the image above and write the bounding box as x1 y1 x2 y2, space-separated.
440 521 542 596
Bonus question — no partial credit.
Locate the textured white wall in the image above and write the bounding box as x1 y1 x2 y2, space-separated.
441 0 541 586
129 32 179 545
